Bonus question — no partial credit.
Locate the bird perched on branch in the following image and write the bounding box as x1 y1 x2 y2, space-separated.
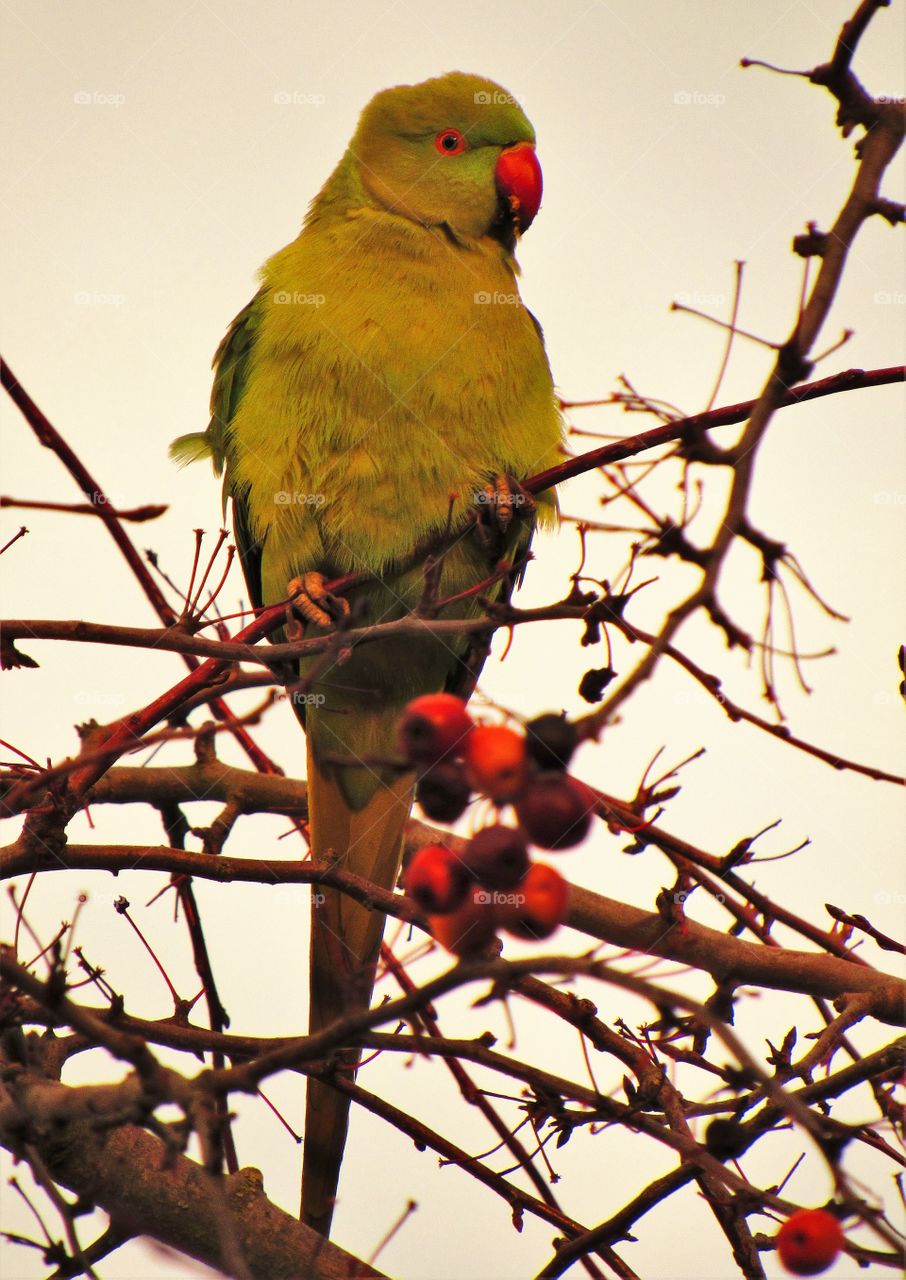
171 70 562 1239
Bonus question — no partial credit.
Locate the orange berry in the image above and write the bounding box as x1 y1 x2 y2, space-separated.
776 1208 844 1276
499 862 570 941
403 844 468 915
398 694 473 765
464 724 529 803
428 884 499 956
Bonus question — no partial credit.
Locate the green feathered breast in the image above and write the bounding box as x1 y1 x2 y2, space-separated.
173 215 561 778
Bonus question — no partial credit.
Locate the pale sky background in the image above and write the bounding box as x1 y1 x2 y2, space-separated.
1 2 904 1278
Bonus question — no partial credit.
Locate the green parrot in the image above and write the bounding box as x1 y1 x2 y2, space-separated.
171 71 562 1238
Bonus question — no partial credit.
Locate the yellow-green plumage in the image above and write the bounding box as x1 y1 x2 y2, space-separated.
171 70 562 1239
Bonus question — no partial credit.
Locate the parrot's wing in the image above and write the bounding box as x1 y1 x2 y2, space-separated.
171 289 279 658
210 293 265 466
169 297 258 479
169 292 267 613
442 531 531 703
211 292 268 612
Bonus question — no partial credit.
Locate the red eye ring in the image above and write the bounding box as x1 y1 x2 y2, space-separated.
435 128 467 155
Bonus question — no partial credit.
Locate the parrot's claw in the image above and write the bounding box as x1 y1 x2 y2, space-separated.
475 473 535 548
287 572 351 629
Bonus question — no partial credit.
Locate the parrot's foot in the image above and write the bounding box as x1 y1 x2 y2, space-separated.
287 572 351 630
475 473 535 549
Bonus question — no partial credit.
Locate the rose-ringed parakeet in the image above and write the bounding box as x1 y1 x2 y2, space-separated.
171 71 562 1238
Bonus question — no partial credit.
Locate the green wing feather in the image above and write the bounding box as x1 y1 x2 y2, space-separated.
171 290 267 611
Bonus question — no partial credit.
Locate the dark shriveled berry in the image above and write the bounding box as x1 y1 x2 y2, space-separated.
462 824 530 890
525 712 577 771
516 773 596 850
415 764 472 823
704 1117 747 1161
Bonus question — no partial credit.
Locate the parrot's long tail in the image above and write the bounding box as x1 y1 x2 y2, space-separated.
301 737 414 1237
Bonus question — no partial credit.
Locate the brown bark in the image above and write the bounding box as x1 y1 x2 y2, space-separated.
0 1074 385 1280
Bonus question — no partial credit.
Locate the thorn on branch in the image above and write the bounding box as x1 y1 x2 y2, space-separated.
706 603 752 656
0 525 28 555
793 223 829 258
0 636 39 670
739 519 787 582
872 196 906 225
777 340 815 388
194 721 219 767
739 57 811 79
644 520 711 569
679 418 732 465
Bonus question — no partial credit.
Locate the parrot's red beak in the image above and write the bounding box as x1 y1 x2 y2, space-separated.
494 142 543 234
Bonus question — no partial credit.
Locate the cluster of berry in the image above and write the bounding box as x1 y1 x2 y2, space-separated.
396 694 596 956
398 698 850 1275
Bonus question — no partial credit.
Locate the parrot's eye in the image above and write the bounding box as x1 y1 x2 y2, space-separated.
435 128 467 155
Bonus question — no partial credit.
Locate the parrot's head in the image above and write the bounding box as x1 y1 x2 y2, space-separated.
348 72 542 248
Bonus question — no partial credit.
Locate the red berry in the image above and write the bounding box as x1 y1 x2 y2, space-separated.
462 824 530 890
403 845 469 915
499 863 570 941
516 773 596 849
428 883 499 956
464 724 529 803
415 762 472 823
776 1209 844 1276
398 694 473 766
